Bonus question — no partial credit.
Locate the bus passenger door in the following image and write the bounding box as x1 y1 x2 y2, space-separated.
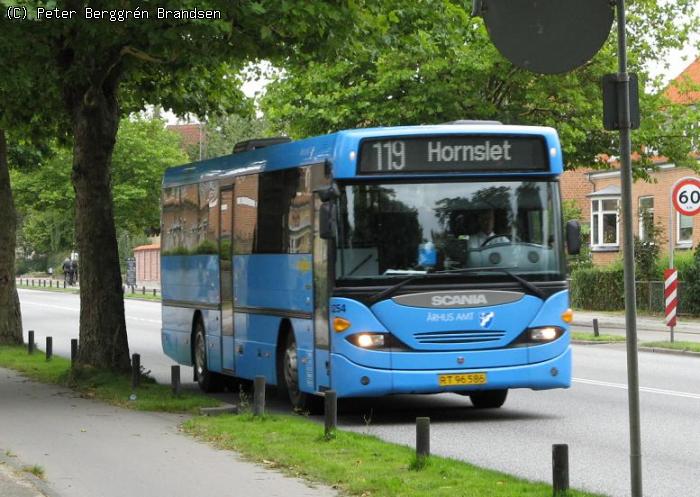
219 187 235 373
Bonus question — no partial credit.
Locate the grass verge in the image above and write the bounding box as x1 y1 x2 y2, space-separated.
640 341 700 353
184 414 606 497
0 345 218 413
572 331 625 343
15 282 162 302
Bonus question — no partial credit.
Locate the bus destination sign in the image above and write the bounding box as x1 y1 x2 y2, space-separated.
358 135 548 174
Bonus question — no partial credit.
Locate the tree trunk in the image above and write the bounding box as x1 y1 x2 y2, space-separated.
0 129 23 345
68 83 130 372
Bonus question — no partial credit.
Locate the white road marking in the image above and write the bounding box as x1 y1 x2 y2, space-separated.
574 377 700 400
21 300 160 324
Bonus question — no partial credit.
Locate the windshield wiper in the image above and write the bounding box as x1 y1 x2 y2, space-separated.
434 267 546 300
367 266 545 305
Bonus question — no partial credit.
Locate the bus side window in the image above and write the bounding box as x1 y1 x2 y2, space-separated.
233 175 259 255
288 167 313 254
180 184 199 253
162 186 181 254
197 181 219 254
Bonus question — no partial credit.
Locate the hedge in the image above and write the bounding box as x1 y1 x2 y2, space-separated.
570 267 625 311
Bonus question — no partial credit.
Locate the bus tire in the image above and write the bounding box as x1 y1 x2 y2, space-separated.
282 332 322 413
193 319 223 393
469 389 508 408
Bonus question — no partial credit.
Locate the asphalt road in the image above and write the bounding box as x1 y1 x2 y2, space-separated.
18 289 700 497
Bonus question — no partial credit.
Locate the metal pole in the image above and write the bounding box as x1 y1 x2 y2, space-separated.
669 183 675 342
616 2 643 495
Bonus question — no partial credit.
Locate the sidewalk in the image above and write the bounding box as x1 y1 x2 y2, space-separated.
0 367 336 497
572 309 700 342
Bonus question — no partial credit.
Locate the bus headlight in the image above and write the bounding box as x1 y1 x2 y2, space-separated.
510 326 564 346
529 326 561 342
346 333 411 351
354 333 385 348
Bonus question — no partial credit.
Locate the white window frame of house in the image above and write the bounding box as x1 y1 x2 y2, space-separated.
591 196 620 249
638 196 654 242
676 211 693 246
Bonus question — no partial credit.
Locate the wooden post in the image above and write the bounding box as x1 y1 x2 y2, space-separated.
71 339 78 366
28 330 34 354
131 353 141 389
45 336 52 361
253 375 266 416
552 444 569 496
171 365 181 396
592 318 600 337
324 390 337 437
416 417 430 458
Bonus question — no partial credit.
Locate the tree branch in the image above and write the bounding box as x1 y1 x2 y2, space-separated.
120 46 165 64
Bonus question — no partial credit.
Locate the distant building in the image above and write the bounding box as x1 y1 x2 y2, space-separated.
561 57 700 265
166 123 205 160
133 243 160 286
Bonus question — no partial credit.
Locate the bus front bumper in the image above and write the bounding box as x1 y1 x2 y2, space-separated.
329 347 571 398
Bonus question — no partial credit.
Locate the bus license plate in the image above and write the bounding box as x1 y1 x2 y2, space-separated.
438 373 487 386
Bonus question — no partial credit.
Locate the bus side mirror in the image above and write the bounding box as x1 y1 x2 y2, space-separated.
319 202 337 240
566 220 581 255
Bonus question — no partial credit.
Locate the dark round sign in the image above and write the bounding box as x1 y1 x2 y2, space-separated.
480 0 615 74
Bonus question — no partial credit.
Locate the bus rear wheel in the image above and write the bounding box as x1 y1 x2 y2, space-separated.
193 320 223 393
282 333 321 413
469 389 508 408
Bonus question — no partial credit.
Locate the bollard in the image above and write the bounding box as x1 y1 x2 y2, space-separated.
142 286 146 295
64 280 66 289
552 444 569 496
45 337 53 361
592 318 599 337
131 353 141 389
28 330 35 355
253 375 266 416
416 417 430 458
171 365 181 396
71 339 78 366
324 390 337 437
153 288 157 297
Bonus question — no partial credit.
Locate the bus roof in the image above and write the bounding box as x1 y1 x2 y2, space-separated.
162 124 563 187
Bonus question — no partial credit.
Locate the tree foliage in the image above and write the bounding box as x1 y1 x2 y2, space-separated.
262 0 700 170
0 0 357 369
12 119 188 259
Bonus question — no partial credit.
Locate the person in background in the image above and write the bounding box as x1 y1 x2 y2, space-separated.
71 259 79 285
62 258 73 285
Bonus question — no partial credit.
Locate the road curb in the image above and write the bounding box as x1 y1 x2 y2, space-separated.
571 339 622 345
0 451 62 497
638 346 700 358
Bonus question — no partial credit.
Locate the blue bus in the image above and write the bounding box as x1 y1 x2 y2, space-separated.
160 122 580 410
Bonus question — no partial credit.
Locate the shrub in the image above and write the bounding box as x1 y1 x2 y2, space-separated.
570 266 625 310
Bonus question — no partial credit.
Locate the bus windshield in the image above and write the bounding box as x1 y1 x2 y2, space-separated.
336 180 563 281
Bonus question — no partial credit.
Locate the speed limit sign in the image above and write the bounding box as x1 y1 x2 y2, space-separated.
672 177 700 216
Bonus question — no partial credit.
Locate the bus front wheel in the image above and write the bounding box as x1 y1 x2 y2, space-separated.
468 389 508 409
193 320 223 393
282 333 321 413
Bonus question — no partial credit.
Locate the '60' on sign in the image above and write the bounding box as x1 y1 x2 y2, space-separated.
672 177 700 216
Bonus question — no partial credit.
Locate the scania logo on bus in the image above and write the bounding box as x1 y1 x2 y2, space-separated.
431 294 488 307
392 290 524 309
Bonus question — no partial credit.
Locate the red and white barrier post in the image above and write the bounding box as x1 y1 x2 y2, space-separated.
664 269 678 343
